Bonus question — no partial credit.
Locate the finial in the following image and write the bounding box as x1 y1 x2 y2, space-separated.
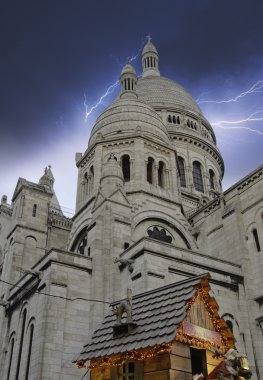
127 56 131 64
147 35 152 43
48 165 51 169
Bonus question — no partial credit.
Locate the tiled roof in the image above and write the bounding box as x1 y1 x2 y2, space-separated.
74 274 209 363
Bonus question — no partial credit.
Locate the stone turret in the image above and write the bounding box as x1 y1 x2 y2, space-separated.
119 58 138 99
39 165 55 190
100 154 124 194
141 35 160 78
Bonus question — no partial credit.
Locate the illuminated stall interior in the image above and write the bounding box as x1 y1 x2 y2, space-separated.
74 274 234 379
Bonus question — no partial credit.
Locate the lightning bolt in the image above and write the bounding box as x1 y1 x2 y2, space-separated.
84 41 145 121
212 109 263 136
198 80 263 104
129 44 143 63
110 37 145 67
110 46 142 68
195 90 212 103
84 80 120 120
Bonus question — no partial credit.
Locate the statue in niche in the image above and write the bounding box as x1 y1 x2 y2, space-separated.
147 226 172 243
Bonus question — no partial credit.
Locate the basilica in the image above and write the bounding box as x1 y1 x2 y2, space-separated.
0 38 262 379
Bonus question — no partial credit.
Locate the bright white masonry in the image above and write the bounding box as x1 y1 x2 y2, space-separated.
0 38 262 379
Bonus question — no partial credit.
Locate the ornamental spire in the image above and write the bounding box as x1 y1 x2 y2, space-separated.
119 58 138 99
141 36 160 78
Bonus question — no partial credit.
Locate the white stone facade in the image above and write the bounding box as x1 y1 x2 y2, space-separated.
0 38 262 379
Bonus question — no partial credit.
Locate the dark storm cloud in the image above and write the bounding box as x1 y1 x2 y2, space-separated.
157 1 263 87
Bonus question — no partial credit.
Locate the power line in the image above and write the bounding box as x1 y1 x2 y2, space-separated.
0 278 111 307
80 369 89 379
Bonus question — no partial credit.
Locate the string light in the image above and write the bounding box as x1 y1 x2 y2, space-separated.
75 279 234 370
76 344 171 370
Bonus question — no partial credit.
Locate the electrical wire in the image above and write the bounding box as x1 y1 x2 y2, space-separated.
0 278 111 307
80 369 89 379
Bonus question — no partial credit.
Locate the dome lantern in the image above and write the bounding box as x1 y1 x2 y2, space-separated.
120 58 138 99
141 35 160 78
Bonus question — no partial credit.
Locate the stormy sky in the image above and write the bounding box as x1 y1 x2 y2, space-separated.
0 0 263 214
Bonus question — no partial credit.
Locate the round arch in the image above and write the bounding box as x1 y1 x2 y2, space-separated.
132 210 197 250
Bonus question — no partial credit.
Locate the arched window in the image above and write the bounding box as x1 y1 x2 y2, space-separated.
178 157 186 188
252 228 261 252
90 166 94 178
122 155 131 182
147 226 172 244
32 204 37 217
172 115 176 124
167 115 172 123
6 337 15 380
89 166 94 193
70 228 90 256
25 324 34 380
83 172 88 197
77 235 87 255
16 309 27 379
225 320 233 333
147 157 154 184
158 161 165 188
187 119 190 127
177 116 180 124
209 169 215 190
193 161 204 192
23 236 37 268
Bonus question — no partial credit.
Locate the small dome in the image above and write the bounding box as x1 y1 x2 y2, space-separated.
142 36 158 56
121 61 137 76
89 98 170 147
141 36 160 78
120 59 138 99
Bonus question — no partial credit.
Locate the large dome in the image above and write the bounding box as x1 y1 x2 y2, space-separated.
89 98 170 147
137 76 202 116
